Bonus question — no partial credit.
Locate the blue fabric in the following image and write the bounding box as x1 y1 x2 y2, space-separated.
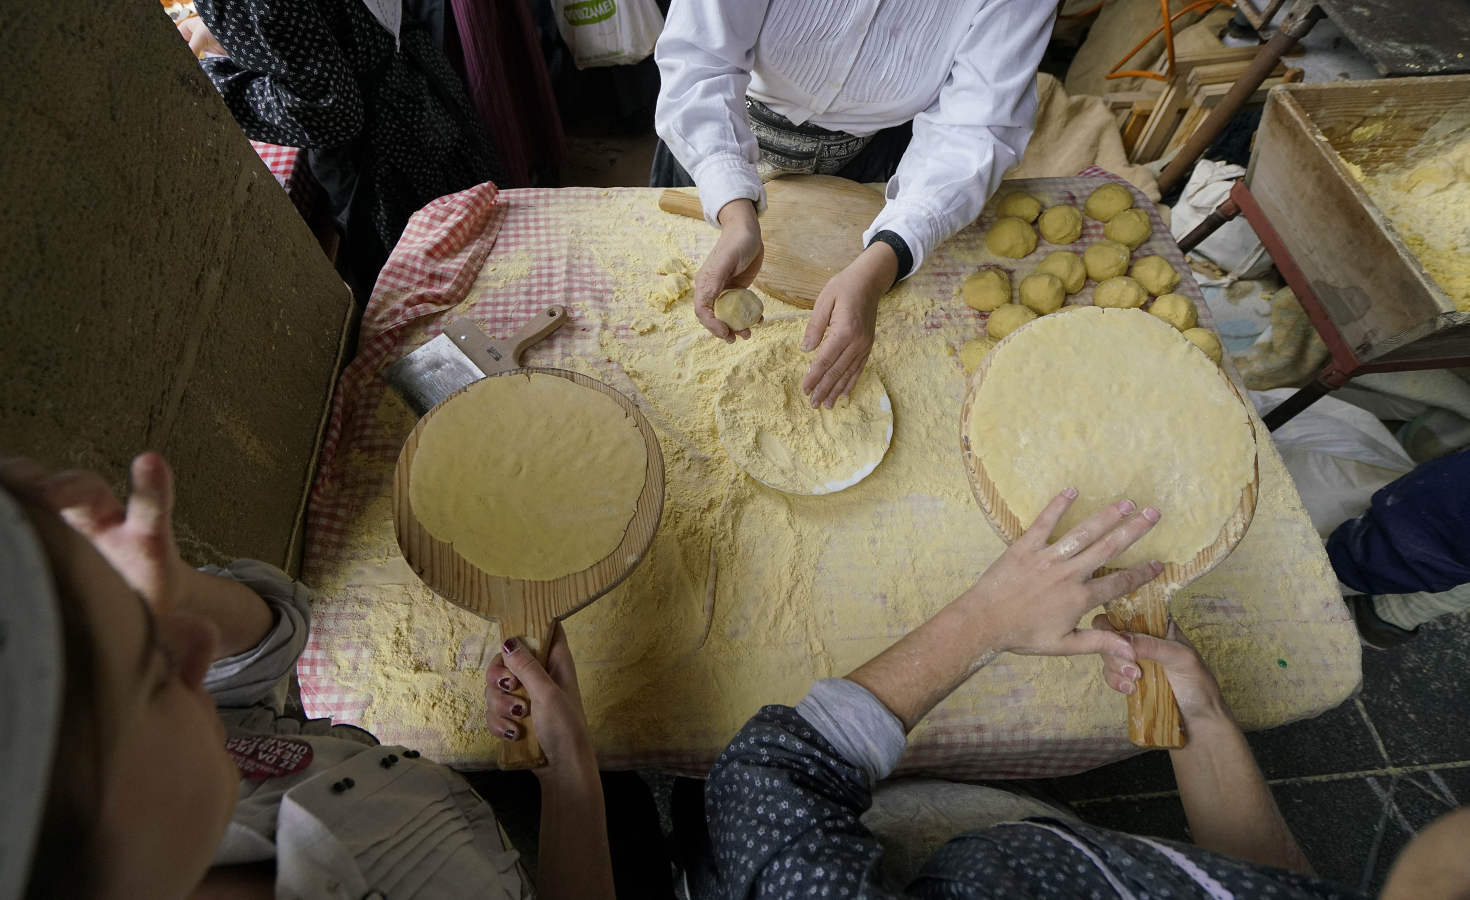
1327 449 1470 595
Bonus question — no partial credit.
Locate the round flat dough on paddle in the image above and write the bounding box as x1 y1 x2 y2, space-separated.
987 303 1038 338
409 373 647 581
1083 240 1131 281
997 192 1043 222
1036 250 1086 294
962 268 1011 311
1038 205 1084 244
716 321 892 494
1085 182 1135 222
966 307 1254 567
714 288 764 331
985 217 1038 258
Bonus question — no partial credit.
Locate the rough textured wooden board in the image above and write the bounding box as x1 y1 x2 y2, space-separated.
0 0 354 573
659 174 886 308
959 309 1261 749
1317 0 1470 77
393 368 665 768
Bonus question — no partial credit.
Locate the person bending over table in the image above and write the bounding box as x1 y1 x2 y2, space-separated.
651 0 1055 408
703 490 1470 897
0 453 616 900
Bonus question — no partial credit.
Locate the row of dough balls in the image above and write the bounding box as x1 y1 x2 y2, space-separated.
986 182 1152 259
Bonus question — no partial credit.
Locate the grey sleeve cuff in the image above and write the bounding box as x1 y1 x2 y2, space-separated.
200 560 312 709
794 678 907 785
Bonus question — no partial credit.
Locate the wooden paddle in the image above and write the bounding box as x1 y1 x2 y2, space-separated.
958 316 1259 749
393 369 665 769
658 174 886 309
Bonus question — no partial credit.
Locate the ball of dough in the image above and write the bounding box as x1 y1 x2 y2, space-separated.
959 336 998 374
1019 273 1066 315
1182 327 1224 364
1103 208 1152 250
961 268 1011 311
985 217 1038 259
986 303 1038 338
1083 240 1131 282
996 192 1042 223
1035 250 1086 294
713 288 764 331
1084 182 1135 222
1093 276 1148 309
1037 205 1084 245
1148 292 1198 331
1129 255 1182 296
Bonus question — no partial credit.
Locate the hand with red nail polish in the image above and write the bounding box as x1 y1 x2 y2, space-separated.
483 623 596 783
1092 616 1232 730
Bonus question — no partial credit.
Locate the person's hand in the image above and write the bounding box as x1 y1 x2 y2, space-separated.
959 489 1165 659
177 15 226 58
692 199 764 342
37 452 192 615
799 242 895 408
485 625 597 781
1094 616 1231 728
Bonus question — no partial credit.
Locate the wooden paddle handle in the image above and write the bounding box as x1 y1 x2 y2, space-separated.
1106 592 1185 749
497 619 561 770
446 307 567 377
657 188 705 221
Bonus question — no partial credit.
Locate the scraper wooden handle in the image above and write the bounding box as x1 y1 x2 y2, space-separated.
1106 592 1185 749
657 188 705 221
497 618 561 770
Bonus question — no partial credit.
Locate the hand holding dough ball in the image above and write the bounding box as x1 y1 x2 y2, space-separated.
1093 275 1148 308
713 288 764 331
1183 327 1224 364
959 336 999 373
985 216 1038 259
1148 292 1198 331
1036 250 1086 294
1019 272 1066 314
1083 239 1131 281
961 268 1011 311
986 303 1038 338
1084 182 1134 221
1103 208 1152 250
996 192 1042 222
1037 205 1083 244
1129 255 1182 296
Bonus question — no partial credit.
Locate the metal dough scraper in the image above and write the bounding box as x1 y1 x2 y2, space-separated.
382 307 567 416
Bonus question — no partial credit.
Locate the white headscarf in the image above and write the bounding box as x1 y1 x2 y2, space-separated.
0 487 63 900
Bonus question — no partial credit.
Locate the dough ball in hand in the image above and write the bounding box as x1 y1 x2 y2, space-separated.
1093 275 1148 308
1182 327 1224 364
1037 205 1084 244
985 217 1038 259
1019 272 1066 314
714 288 764 331
961 268 1011 311
996 192 1042 223
1148 292 1198 331
1036 250 1086 294
1084 182 1135 222
986 303 1038 338
1103 208 1152 250
1083 239 1131 281
959 336 999 374
1129 255 1182 295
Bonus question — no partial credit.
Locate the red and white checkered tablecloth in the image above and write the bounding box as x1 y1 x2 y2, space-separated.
250 140 313 219
296 169 1360 777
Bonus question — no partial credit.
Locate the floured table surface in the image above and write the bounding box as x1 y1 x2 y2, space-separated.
298 173 1360 776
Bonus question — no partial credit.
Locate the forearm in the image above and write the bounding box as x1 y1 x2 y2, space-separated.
183 567 276 658
847 598 999 731
1170 714 1313 874
536 761 615 900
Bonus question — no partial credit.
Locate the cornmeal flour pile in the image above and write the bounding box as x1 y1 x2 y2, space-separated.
305 184 1359 772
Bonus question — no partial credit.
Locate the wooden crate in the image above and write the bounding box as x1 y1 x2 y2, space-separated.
1246 76 1470 364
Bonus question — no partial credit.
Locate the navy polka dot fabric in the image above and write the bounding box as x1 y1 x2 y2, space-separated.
196 0 502 251
707 706 1367 899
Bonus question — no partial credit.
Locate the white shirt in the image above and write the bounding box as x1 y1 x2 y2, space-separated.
654 0 1056 275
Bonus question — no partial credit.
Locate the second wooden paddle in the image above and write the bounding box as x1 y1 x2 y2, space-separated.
658 174 885 308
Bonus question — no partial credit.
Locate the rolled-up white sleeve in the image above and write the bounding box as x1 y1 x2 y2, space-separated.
864 0 1055 275
653 0 770 225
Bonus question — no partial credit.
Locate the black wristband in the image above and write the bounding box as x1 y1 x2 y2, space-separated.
867 230 914 286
